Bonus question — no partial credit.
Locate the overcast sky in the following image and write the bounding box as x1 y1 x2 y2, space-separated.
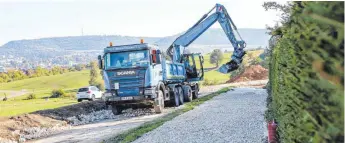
0 0 283 45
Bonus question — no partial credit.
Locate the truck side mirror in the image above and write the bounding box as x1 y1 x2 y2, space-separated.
98 55 103 69
152 50 161 64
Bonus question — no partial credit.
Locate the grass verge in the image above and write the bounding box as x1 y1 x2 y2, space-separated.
106 86 233 143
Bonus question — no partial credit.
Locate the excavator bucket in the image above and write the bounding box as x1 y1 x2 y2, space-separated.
217 60 239 74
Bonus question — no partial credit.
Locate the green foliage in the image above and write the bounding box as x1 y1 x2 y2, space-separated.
95 81 105 91
89 61 100 86
75 64 86 71
266 1 344 142
63 93 76 99
50 89 66 98
0 64 87 83
209 49 224 67
202 78 222 86
25 93 37 100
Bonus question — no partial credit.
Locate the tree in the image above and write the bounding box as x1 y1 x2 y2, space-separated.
262 2 292 33
209 49 224 67
0 73 9 83
264 1 344 142
34 66 44 77
75 64 86 71
89 61 100 86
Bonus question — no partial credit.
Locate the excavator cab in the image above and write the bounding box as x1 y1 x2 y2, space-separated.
183 53 204 81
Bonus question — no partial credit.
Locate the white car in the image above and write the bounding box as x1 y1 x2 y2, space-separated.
76 86 103 102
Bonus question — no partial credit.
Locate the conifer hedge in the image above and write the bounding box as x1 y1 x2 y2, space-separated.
267 1 344 142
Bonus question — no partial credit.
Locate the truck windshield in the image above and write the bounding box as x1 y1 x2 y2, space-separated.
105 50 149 69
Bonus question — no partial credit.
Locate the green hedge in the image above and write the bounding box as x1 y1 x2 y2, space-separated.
267 1 343 142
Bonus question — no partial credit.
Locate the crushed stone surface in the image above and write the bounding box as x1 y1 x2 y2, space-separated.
133 88 268 143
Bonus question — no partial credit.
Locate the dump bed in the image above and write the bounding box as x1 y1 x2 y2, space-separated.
162 60 186 82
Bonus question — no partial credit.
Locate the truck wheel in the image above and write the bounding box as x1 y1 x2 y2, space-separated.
183 86 193 102
172 87 180 107
111 105 122 115
177 87 184 105
153 90 164 114
77 99 82 102
193 84 199 99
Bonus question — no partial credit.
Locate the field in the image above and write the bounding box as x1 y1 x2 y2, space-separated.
0 70 89 116
0 70 89 91
0 50 263 116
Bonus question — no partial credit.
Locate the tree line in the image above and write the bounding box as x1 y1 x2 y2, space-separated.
0 64 88 83
264 1 343 142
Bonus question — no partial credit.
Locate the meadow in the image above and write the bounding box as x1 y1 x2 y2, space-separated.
0 70 89 116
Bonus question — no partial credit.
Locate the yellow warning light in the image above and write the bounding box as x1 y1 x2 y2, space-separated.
109 42 113 46
140 39 144 44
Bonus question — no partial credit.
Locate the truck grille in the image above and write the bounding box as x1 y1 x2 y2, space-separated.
110 69 145 88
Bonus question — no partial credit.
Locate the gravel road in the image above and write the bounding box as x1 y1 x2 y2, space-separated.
29 80 267 143
133 87 268 143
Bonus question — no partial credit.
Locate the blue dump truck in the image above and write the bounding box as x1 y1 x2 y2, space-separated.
98 3 247 115
98 41 204 114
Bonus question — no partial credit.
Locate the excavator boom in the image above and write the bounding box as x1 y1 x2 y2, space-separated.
166 3 246 74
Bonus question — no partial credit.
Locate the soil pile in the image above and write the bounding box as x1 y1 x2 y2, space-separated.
0 114 67 142
227 65 268 83
0 101 107 142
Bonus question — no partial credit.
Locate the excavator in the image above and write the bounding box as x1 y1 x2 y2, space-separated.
166 3 246 74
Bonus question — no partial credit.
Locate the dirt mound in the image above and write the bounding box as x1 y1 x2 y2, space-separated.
0 101 107 142
227 65 268 83
0 114 67 142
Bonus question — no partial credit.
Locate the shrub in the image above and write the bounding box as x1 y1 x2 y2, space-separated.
25 93 37 100
50 89 66 98
202 79 210 86
202 79 223 86
266 2 344 142
63 93 76 98
95 81 105 91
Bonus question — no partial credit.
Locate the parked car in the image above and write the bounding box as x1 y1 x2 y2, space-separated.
76 86 103 102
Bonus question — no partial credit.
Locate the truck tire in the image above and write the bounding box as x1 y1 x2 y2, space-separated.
111 105 123 115
153 90 164 114
193 84 199 99
177 87 184 105
183 86 193 102
77 99 82 102
172 87 180 107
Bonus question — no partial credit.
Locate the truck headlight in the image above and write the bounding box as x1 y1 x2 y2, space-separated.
144 89 155 95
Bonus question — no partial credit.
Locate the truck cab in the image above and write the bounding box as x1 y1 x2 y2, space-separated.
98 41 204 115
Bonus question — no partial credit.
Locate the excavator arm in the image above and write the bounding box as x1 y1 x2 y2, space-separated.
166 3 246 74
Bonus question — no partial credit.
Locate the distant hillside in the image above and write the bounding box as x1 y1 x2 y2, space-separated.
0 28 270 68
0 28 269 51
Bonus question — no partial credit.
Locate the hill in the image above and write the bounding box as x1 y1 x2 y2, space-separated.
0 28 268 50
0 28 269 69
